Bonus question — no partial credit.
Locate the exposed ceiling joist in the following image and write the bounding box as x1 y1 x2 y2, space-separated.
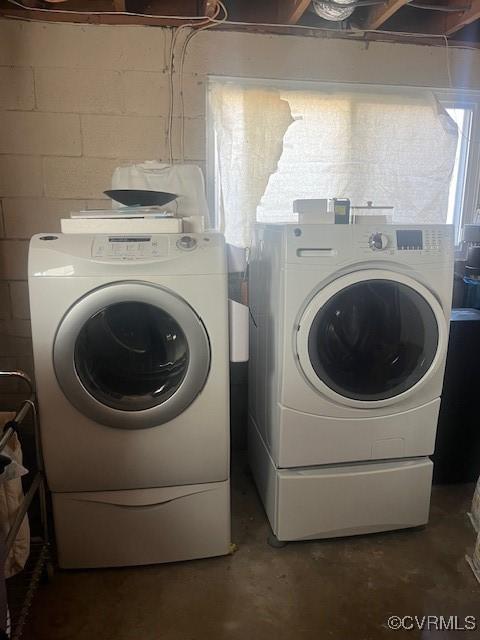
278 0 311 24
0 0 216 24
0 5 200 25
2 0 480 44
446 2 480 34
426 0 480 35
362 0 409 30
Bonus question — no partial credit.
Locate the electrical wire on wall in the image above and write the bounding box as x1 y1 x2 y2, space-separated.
5 0 229 169
165 1 228 165
443 34 453 88
178 2 228 163
4 0 228 168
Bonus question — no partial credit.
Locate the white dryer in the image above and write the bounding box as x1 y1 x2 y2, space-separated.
248 224 454 543
29 232 230 568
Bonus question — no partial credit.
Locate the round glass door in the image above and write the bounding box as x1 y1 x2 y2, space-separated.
296 272 446 406
54 282 210 429
74 302 189 411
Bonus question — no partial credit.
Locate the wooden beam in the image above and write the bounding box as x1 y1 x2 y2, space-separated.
424 0 480 36
201 19 480 45
446 2 480 35
278 0 311 24
362 0 409 30
2 0 480 42
0 5 204 24
0 0 211 23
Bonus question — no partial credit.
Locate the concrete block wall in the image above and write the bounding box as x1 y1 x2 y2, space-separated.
0 20 204 402
1 17 479 403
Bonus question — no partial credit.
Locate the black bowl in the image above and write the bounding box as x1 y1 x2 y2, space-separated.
104 189 177 207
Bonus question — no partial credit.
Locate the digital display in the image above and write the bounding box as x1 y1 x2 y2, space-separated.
396 230 423 250
108 237 151 243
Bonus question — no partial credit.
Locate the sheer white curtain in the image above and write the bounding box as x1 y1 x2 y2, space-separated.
210 82 459 248
209 83 293 248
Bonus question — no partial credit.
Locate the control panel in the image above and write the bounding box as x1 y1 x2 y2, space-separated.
284 224 453 267
91 235 212 260
365 229 443 253
92 236 170 260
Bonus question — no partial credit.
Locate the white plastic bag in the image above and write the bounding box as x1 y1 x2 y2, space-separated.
468 476 480 533
111 162 209 219
0 432 30 578
0 454 27 483
466 530 480 584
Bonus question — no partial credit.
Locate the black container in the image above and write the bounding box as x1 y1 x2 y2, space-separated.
230 362 248 451
452 259 466 308
433 308 480 483
465 245 480 277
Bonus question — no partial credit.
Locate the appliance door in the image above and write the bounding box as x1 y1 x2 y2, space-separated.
296 270 447 409
53 281 210 429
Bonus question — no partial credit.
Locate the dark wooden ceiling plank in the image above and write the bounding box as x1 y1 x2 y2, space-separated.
362 0 410 29
278 0 311 24
445 0 480 35
415 0 480 36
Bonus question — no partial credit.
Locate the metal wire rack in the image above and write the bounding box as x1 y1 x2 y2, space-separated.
0 370 52 639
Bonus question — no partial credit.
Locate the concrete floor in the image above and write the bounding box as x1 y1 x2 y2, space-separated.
25 459 479 640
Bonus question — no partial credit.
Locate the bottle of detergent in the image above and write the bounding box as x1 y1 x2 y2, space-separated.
463 246 480 309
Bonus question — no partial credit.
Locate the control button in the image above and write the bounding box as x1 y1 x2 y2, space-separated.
176 236 197 251
368 232 389 251
39 235 58 241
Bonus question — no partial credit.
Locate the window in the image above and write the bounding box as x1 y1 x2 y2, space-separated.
208 79 480 248
445 106 474 243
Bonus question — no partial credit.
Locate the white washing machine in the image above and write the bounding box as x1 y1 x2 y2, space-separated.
28 232 230 568
248 223 454 543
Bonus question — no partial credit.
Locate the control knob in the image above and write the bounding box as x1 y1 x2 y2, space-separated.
368 232 389 251
177 235 197 251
